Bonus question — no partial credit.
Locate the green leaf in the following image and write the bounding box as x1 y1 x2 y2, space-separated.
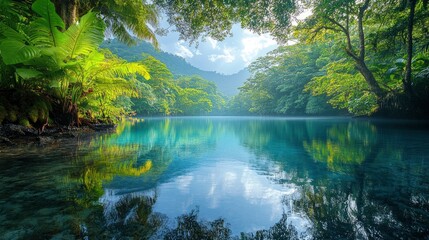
386 67 398 75
62 11 105 58
0 39 41 64
31 0 64 30
0 23 26 42
394 58 406 68
49 80 61 88
30 0 65 48
16 68 42 79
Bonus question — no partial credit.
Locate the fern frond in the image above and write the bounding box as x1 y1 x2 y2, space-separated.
91 61 150 80
62 11 105 59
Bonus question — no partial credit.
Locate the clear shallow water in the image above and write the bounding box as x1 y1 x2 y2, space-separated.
1 117 429 239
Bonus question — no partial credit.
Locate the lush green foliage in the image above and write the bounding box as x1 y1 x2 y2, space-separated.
156 0 429 117
2 0 429 125
0 0 151 127
131 57 226 116
51 0 159 46
155 0 296 44
0 0 232 129
230 43 338 115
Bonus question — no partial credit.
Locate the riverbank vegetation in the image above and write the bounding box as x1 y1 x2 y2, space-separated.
1 0 429 131
158 0 429 117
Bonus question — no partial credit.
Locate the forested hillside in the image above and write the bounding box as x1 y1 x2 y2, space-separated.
103 40 249 96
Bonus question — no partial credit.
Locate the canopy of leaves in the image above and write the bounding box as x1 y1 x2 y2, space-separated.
155 0 297 44
232 42 338 116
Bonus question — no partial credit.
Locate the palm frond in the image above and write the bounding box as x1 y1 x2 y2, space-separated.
110 21 136 46
99 0 159 47
62 11 105 59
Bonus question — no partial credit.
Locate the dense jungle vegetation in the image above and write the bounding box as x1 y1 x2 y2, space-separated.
1 0 428 130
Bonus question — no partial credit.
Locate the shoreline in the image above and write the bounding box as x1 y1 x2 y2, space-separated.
0 123 116 147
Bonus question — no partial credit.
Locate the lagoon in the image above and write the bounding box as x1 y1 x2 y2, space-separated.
1 117 429 239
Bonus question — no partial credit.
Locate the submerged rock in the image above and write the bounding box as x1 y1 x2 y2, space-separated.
37 136 54 145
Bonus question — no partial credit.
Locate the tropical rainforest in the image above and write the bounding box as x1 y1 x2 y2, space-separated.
1 0 429 130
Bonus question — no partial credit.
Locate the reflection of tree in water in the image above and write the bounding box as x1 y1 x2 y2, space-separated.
62 118 224 238
62 121 167 237
164 209 232 240
303 121 377 172
93 191 167 239
233 119 429 239
162 208 302 240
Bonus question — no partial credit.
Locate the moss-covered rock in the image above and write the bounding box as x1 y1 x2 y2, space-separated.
6 108 18 122
28 107 39 123
0 89 51 127
18 118 31 128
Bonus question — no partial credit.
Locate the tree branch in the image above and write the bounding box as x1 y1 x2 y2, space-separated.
358 0 370 60
326 16 355 56
310 25 341 41
345 48 360 61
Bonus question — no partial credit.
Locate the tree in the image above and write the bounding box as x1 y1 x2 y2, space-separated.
155 0 297 44
49 0 159 46
298 0 384 98
176 75 226 114
237 43 337 115
175 87 212 115
132 56 180 116
0 0 150 126
156 0 429 116
298 0 429 113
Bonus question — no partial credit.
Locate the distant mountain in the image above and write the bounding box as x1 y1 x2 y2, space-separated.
101 40 249 96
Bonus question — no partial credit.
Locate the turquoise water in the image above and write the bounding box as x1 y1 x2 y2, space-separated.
1 117 429 239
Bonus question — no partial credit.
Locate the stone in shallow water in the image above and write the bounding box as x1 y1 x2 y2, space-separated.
38 136 54 145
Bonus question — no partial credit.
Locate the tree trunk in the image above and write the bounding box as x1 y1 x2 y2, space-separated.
355 59 384 99
404 0 416 98
355 0 384 99
54 0 78 28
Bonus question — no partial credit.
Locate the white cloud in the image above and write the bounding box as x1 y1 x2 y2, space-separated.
240 32 277 64
207 37 219 49
208 47 235 63
195 49 202 55
175 41 194 58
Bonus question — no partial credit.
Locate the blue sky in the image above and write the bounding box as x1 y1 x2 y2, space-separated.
156 22 278 75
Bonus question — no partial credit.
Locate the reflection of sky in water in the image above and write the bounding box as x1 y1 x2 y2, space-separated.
2 117 429 238
102 123 312 235
154 160 297 233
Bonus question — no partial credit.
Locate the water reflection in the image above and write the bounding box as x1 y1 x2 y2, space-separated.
1 117 429 239
303 121 378 172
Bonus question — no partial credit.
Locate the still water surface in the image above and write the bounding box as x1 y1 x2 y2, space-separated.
1 117 429 239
